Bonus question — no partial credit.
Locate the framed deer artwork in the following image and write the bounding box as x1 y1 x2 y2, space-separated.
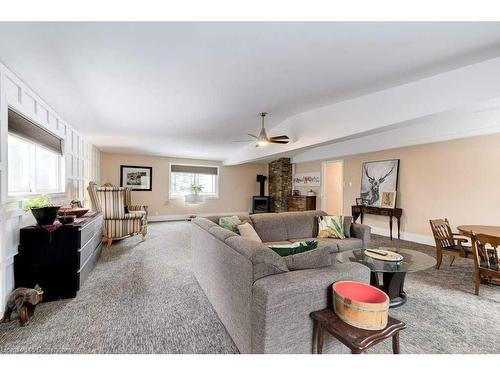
360 159 399 207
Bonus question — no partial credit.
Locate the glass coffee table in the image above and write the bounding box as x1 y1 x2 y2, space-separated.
336 248 436 308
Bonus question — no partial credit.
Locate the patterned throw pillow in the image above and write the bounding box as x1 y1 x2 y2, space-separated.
219 216 243 233
317 215 346 239
237 222 262 243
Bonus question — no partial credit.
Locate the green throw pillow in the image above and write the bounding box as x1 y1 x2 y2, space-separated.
317 215 345 239
219 216 243 233
268 240 318 257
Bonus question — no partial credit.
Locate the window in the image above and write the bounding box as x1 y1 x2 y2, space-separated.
8 134 63 195
8 109 63 196
170 164 219 198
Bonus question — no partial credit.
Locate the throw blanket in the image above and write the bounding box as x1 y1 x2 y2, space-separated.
268 240 318 257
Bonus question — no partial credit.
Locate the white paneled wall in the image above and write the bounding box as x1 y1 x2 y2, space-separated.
0 62 100 313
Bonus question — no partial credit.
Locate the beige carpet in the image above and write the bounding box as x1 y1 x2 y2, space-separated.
0 221 499 353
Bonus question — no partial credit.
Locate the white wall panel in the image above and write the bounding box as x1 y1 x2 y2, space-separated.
0 61 100 313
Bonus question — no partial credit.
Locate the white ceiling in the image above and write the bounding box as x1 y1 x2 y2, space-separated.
1 22 500 162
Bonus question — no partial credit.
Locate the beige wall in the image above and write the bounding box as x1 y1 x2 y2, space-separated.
296 133 500 243
324 161 343 215
100 153 267 218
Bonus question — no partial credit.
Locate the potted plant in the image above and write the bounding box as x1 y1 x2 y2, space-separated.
24 196 61 226
185 183 204 204
189 183 203 195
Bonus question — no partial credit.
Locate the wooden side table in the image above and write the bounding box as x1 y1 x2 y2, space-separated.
352 205 403 240
310 308 406 354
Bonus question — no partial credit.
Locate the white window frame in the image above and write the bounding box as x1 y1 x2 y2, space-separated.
169 163 220 200
7 132 65 197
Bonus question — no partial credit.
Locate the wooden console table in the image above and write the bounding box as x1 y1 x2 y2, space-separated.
352 205 403 240
287 195 316 211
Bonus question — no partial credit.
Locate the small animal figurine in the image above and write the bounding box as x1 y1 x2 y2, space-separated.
0 285 44 327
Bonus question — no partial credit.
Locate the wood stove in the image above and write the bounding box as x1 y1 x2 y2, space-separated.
252 175 270 214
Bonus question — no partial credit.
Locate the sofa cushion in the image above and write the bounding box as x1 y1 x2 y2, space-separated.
250 213 288 242
238 222 262 242
309 238 362 252
193 217 218 231
225 236 289 281
278 211 325 239
263 240 293 246
335 238 363 252
209 225 238 242
283 246 332 271
204 215 251 224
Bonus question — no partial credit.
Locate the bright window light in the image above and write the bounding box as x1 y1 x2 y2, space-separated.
8 134 63 196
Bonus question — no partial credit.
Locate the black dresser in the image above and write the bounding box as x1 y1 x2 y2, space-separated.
14 212 103 301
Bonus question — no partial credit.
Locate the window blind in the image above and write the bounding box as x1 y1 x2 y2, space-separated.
8 109 63 155
171 164 218 175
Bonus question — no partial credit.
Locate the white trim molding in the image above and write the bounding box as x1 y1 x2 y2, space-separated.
370 226 435 247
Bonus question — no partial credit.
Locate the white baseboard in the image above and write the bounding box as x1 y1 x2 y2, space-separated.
149 211 251 222
370 226 435 246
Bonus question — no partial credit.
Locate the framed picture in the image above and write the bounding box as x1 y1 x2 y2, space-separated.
293 172 321 187
360 159 399 207
380 191 397 209
355 198 364 206
120 165 152 191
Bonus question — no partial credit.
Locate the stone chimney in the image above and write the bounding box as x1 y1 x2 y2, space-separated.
268 157 292 212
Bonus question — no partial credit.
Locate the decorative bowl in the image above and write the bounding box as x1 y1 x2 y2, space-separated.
58 207 89 218
31 206 61 226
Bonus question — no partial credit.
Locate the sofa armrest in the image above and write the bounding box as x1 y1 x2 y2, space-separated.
251 262 370 353
351 222 371 248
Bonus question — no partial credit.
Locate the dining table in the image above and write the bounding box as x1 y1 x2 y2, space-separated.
457 225 500 237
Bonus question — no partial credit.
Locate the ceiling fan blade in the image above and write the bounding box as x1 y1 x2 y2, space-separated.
269 139 289 144
247 133 259 139
269 135 289 140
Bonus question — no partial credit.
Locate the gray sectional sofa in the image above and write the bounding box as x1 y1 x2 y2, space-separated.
191 210 371 353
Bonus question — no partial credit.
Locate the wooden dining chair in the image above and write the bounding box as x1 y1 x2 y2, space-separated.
429 218 470 269
469 233 500 296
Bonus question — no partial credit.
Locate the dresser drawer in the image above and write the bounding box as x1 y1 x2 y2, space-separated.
78 243 102 289
79 214 103 246
78 229 102 269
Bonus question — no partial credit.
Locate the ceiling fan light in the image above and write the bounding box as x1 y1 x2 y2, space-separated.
257 139 269 147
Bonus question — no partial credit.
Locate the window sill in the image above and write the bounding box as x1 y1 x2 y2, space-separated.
7 191 67 203
169 195 219 201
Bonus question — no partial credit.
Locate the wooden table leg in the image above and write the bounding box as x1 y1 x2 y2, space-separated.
317 322 324 354
397 216 401 239
392 331 400 354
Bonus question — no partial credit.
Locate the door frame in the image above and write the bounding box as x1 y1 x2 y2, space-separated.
321 159 344 214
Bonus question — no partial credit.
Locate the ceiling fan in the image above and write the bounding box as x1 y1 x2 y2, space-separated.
233 112 290 147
